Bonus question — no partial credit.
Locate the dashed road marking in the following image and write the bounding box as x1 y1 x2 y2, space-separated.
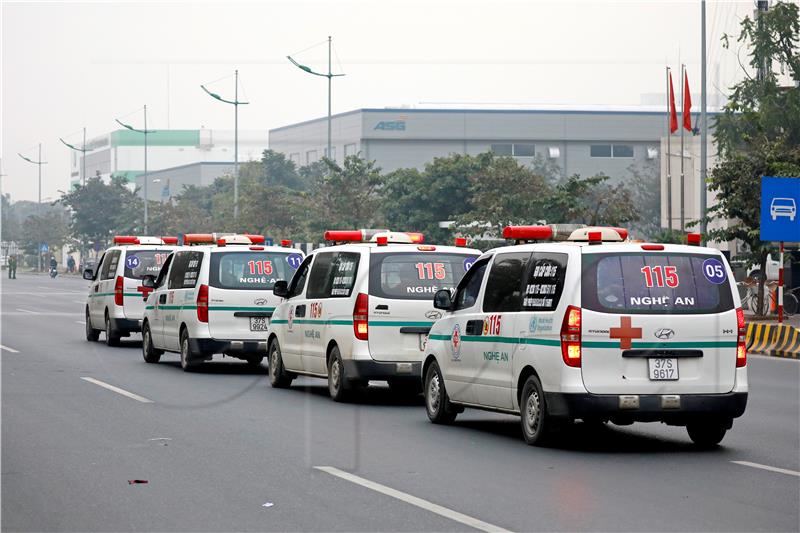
315 466 510 533
0 345 20 353
16 308 39 314
76 321 86 325
80 377 154 404
732 461 800 477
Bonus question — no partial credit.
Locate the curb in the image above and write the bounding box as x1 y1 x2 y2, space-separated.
746 323 800 359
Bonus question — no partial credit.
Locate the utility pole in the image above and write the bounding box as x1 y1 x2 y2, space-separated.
666 66 673 233
700 0 708 238
201 71 248 220
756 1 770 82
288 37 345 162
116 106 155 233
18 144 48 271
680 63 686 232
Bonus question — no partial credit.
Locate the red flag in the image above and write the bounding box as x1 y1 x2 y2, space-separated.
668 72 678 134
683 72 693 132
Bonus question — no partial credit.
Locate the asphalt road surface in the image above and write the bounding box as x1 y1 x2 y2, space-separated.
2 273 798 532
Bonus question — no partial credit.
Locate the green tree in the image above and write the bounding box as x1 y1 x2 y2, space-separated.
383 153 480 242
546 174 639 227
706 0 800 314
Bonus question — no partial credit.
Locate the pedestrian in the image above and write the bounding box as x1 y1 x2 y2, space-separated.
67 255 76 274
8 255 17 279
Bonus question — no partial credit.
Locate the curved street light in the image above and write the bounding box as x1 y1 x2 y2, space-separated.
115 106 155 234
18 143 48 270
59 128 88 187
201 70 248 220
287 36 345 163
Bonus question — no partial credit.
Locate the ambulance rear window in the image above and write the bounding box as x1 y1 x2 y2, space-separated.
369 252 480 300
209 251 301 290
123 249 172 280
581 252 734 314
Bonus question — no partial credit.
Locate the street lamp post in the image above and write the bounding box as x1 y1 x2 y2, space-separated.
116 106 155 234
60 127 88 187
288 36 345 161
201 71 249 220
18 143 47 271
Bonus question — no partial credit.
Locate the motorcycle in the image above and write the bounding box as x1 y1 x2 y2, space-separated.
49 267 58 278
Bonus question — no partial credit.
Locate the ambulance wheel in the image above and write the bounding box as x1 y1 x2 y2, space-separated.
141 322 162 364
687 420 728 448
424 360 458 424
520 375 552 446
327 346 352 402
268 340 294 388
104 312 120 347
246 355 264 366
85 308 100 342
180 329 200 372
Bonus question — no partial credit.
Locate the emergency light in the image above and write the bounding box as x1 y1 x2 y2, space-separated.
502 225 628 243
113 235 178 246
323 229 422 245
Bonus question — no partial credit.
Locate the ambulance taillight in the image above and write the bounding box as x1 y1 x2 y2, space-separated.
353 293 369 341
560 306 581 367
736 307 747 367
197 284 209 323
114 276 124 306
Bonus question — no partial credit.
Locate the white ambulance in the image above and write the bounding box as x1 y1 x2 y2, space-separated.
84 236 178 346
140 234 304 371
422 225 748 447
267 229 482 401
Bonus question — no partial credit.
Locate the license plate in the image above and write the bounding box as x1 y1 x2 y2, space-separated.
648 358 679 380
419 334 428 351
249 317 270 331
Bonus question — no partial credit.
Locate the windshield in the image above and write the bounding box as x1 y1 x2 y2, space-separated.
581 252 735 314
123 249 173 280
369 252 480 300
209 250 302 290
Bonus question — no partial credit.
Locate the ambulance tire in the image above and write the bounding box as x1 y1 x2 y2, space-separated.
268 340 294 388
520 375 553 446
141 322 162 363
327 346 352 402
180 329 201 372
85 308 100 342
686 419 728 448
424 360 458 424
105 312 120 347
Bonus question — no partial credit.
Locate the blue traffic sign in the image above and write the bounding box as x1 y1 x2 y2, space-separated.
760 176 800 242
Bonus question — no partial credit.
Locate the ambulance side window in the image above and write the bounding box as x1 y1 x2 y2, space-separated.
154 254 173 288
179 251 203 289
453 258 489 311
93 253 106 281
306 252 360 299
306 252 335 299
287 256 312 298
102 250 121 280
482 252 531 313
523 252 568 311
168 252 189 290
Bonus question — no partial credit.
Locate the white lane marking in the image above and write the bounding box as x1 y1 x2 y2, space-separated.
80 377 154 404
76 321 86 325
73 300 85 304
0 345 20 353
315 466 510 533
732 461 800 477
2 312 84 316
16 308 39 314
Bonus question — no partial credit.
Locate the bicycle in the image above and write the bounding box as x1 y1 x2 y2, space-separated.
737 279 798 316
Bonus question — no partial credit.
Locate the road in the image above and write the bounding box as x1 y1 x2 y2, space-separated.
2 273 798 532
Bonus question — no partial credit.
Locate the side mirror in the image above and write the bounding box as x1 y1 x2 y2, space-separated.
82 269 94 281
141 275 156 289
434 288 453 311
273 280 289 298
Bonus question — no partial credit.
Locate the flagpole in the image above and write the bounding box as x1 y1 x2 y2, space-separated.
680 63 685 233
666 66 673 233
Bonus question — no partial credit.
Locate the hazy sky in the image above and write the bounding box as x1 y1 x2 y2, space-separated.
1 0 764 202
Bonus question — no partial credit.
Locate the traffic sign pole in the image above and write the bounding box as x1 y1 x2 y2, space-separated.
778 241 784 323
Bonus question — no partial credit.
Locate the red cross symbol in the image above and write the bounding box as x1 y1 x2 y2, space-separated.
137 285 153 300
452 328 461 350
609 316 642 350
